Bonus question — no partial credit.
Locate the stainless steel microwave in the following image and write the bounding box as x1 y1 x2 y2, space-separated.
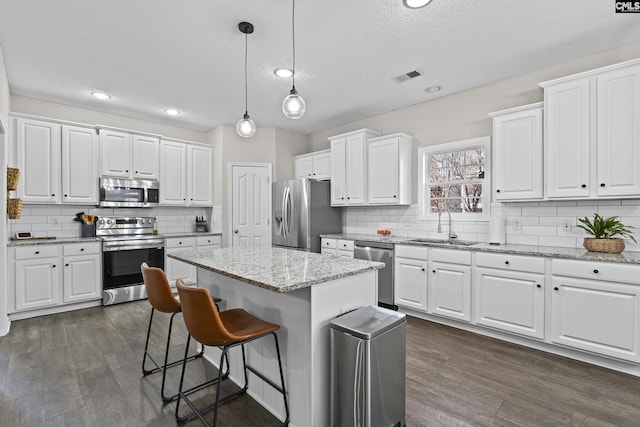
99 177 159 208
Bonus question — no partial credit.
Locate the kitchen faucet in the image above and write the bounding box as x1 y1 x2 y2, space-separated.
438 209 457 241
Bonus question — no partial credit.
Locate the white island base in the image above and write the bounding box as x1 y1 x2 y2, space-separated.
196 267 377 427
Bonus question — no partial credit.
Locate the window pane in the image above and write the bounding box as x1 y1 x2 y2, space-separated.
429 147 485 184
428 184 484 213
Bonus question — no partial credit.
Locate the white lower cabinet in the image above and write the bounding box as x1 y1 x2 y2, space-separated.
429 249 471 322
551 259 640 363
474 254 545 340
394 245 428 311
11 242 102 313
165 236 222 286
320 238 354 258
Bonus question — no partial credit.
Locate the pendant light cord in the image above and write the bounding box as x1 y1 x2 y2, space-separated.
244 32 249 115
291 0 296 89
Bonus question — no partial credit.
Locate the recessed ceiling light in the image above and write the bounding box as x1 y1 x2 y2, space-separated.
274 68 293 78
425 85 441 93
164 108 181 116
403 0 433 8
91 91 111 100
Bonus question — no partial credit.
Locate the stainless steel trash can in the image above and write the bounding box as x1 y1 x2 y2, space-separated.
330 305 406 427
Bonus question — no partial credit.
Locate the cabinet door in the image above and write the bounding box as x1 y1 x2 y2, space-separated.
132 135 160 179
429 261 471 322
474 268 544 339
330 138 347 206
14 258 61 311
63 254 101 303
367 137 398 204
15 118 61 203
493 105 543 200
345 133 366 205
551 276 640 363
189 145 213 206
312 151 331 180
100 130 131 177
160 140 187 205
61 125 99 204
165 239 197 286
294 155 313 179
545 79 591 198
394 256 428 311
596 63 640 197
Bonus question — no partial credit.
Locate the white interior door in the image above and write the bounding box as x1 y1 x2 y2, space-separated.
231 164 271 248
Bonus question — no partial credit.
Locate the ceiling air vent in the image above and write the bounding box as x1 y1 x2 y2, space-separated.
391 69 423 83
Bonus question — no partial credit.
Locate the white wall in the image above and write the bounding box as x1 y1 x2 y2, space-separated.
10 95 208 143
0 44 11 335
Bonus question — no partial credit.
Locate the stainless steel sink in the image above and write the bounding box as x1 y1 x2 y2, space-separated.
405 238 477 246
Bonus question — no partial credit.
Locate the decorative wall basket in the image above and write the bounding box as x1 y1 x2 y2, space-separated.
8 198 23 220
7 167 20 191
583 238 625 254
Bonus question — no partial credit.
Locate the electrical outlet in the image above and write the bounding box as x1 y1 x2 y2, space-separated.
512 219 521 230
562 219 571 231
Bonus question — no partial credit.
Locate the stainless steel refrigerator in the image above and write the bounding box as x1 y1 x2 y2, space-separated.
272 179 343 252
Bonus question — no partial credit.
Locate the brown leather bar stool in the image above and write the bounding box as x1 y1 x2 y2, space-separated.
175 279 289 427
140 262 225 404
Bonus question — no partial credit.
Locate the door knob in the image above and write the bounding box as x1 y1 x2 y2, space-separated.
234 229 239 234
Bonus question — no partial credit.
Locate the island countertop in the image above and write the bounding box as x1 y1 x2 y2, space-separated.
168 247 384 293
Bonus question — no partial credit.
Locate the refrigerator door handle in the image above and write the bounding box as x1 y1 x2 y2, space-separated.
282 187 290 238
285 186 292 237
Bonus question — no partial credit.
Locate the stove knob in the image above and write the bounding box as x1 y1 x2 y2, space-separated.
98 219 104 225
146 218 152 224
107 219 113 224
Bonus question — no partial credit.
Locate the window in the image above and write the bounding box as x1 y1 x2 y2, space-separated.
418 136 490 219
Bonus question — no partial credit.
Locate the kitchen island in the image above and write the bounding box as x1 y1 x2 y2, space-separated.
168 247 383 427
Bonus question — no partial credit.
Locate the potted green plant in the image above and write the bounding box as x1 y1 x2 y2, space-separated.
577 214 637 254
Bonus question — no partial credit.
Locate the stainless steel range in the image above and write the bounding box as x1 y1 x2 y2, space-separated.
97 216 164 305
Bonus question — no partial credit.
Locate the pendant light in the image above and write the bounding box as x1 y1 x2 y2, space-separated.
236 21 256 138
282 0 306 119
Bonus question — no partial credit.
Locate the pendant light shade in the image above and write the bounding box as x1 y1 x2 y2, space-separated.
236 21 256 138
282 0 306 119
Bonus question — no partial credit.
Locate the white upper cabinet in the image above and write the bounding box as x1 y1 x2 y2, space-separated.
541 58 640 199
159 139 213 207
100 129 159 179
490 103 543 201
188 144 213 206
367 133 412 205
294 149 331 180
329 128 381 206
14 117 61 203
61 125 99 204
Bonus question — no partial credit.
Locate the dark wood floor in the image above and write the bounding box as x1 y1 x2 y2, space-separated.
1 302 640 426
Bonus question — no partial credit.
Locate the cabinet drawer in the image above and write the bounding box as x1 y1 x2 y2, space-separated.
322 238 337 249
166 237 196 249
476 252 544 273
431 248 471 265
14 245 59 260
63 242 101 256
196 235 221 247
337 239 354 251
552 259 640 285
396 244 429 260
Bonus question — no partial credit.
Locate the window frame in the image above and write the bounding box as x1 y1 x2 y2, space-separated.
417 136 491 221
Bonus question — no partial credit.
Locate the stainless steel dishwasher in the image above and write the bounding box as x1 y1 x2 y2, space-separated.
354 240 396 310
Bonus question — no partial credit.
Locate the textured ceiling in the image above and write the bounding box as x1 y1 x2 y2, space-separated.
1 0 640 135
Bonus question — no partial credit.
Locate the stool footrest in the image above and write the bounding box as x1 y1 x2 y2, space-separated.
246 364 285 395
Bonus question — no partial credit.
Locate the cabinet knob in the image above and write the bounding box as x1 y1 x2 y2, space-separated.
135 171 138 174
393 195 397 198
593 269 599 274
207 240 211 243
191 198 193 201
126 169 129 173
313 173 316 175
554 287 559 291
51 194 55 197
80 248 84 251
52 264 56 268
183 198 186 201
536 284 541 288
343 244 347 247
496 189 501 193
432 269 436 273
35 251 40 254
421 268 425 272
64 194 68 197
341 197 344 200
581 184 587 188
347 197 351 200
505 261 510 265
65 263 69 267
234 229 239 234
600 183 605 187
179 241 182 245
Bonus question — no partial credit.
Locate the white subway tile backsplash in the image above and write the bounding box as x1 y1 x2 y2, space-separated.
521 206 557 217
577 199 621 206
522 225 556 236
598 205 640 216
539 236 578 248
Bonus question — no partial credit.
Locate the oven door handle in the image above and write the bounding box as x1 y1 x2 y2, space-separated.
103 244 164 252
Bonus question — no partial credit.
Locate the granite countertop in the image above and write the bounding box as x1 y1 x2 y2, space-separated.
320 233 640 265
168 247 384 293
7 237 102 247
162 232 222 238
